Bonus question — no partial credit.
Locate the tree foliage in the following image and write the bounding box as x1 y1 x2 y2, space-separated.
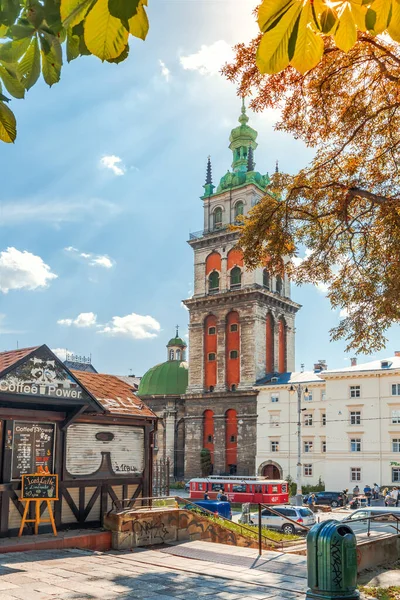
0 0 149 142
257 0 400 74
223 34 400 354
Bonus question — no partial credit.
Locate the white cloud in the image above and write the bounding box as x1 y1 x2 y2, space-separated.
0 198 118 226
100 155 125 176
0 247 57 294
65 247 115 269
292 249 329 294
90 255 113 269
99 312 161 339
57 312 97 328
180 40 234 76
159 60 170 82
51 348 73 361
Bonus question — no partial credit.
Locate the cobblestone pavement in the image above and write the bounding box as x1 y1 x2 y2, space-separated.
0 541 307 600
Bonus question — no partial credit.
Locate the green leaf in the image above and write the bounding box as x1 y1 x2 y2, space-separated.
0 38 31 63
61 0 93 27
106 41 129 63
18 36 40 90
320 8 337 33
0 24 9 37
0 65 25 98
66 26 80 61
9 23 36 39
0 0 21 27
0 100 16 142
365 8 377 30
39 35 62 85
0 92 10 101
258 0 295 33
26 1 45 28
84 0 128 60
108 0 139 21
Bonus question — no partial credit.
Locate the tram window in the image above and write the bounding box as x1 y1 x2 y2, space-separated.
255 485 262 493
212 484 224 491
271 485 278 493
232 485 247 493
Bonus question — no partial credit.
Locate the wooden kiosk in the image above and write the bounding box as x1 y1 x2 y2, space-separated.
0 345 156 538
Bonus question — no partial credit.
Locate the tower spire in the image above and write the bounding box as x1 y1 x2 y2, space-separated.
275 160 279 174
247 146 255 171
202 156 215 197
205 156 212 185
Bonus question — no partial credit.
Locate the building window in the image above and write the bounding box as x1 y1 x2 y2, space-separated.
207 435 213 443
350 386 361 398
304 414 313 427
213 207 222 229
350 411 361 425
234 201 244 220
350 438 361 452
271 394 279 403
322 441 326 453
304 390 313 402
351 468 361 482
270 415 280 427
321 391 326 401
176 350 181 360
230 350 238 359
393 468 400 483
208 326 216 335
392 439 400 452
209 271 219 293
271 441 279 452
208 353 216 361
209 386 214 392
392 410 400 424
304 441 313 453
230 323 238 332
322 413 326 426
230 435 236 443
230 266 242 290
276 275 283 295
304 464 313 476
263 269 270 289
169 349 174 360
392 384 400 396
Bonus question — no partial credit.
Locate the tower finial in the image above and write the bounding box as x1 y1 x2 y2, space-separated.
275 160 279 174
239 97 249 125
176 325 179 337
247 146 255 172
205 156 213 185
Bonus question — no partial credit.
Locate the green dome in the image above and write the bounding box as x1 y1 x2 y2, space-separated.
138 361 188 396
167 336 187 347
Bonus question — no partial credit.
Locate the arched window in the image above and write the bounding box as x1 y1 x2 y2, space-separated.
213 207 222 230
176 349 181 360
234 201 244 220
230 267 241 289
276 275 283 295
209 271 219 293
263 269 270 289
169 349 174 361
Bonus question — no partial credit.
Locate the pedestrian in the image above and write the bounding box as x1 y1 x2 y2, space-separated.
216 491 222 501
220 492 228 502
373 483 380 500
307 493 315 512
352 485 360 497
364 484 372 507
391 487 399 507
204 492 210 500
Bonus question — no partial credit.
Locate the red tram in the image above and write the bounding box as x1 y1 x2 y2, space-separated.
188 476 288 504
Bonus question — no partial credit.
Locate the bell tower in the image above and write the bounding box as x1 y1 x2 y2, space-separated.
182 102 301 478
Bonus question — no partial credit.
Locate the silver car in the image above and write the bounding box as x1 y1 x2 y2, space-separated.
250 505 316 534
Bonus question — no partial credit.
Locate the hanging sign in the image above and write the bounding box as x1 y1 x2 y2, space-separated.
21 474 58 500
12 422 55 480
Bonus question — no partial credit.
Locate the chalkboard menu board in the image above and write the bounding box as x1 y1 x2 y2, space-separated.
12 422 55 480
21 474 58 500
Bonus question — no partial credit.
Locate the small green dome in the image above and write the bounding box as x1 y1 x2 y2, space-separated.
167 336 187 348
138 360 188 396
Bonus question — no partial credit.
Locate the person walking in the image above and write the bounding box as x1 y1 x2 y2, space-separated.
373 483 380 500
353 485 360 497
391 487 399 507
307 493 316 512
204 491 210 500
364 484 372 507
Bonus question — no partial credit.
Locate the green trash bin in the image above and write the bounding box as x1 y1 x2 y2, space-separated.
306 520 359 600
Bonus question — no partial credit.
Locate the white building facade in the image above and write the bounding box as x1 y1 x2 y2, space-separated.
256 354 400 491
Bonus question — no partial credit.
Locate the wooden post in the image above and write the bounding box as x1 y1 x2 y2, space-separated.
18 499 57 537
258 503 262 556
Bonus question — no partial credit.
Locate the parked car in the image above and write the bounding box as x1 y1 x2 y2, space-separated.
303 491 345 508
342 507 400 535
184 500 232 520
249 505 315 535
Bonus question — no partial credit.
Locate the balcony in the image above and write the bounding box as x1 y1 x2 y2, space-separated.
189 222 243 240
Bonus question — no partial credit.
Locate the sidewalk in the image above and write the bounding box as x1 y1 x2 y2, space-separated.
0 541 307 599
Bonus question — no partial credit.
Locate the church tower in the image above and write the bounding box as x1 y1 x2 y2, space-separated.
182 102 301 478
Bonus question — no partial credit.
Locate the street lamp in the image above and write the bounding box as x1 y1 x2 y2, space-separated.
289 383 309 507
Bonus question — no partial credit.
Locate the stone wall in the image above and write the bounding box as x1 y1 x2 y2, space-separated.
183 390 257 478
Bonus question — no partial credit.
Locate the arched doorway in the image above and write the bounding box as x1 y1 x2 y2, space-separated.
258 460 283 479
263 464 281 479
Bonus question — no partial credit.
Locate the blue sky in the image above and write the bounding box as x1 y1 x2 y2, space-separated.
0 0 398 376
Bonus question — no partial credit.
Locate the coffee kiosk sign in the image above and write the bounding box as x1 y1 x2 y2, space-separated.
12 422 55 480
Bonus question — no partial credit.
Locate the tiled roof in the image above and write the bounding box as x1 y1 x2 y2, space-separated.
256 370 325 386
71 371 156 418
0 346 39 375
